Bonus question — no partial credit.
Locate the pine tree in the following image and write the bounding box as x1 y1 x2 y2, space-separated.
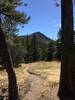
46 41 54 61
58 0 75 100
56 29 62 60
0 0 29 99
24 34 30 63
30 34 38 62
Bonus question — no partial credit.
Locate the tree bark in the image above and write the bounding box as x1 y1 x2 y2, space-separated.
58 0 75 100
0 26 18 100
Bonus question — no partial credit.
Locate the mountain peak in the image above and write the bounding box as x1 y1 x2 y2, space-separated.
30 31 52 44
18 31 53 45
32 31 44 35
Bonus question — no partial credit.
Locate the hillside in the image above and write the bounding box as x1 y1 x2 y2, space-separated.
18 31 54 45
29 32 53 44
10 32 56 63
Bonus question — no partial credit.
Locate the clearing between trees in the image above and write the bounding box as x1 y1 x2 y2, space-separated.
0 61 60 100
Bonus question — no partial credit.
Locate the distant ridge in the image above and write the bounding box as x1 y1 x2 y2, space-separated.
18 31 53 45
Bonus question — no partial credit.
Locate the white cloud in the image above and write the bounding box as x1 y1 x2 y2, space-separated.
53 23 61 28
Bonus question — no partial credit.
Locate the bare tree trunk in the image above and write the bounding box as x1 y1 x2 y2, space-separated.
0 26 18 100
58 0 75 100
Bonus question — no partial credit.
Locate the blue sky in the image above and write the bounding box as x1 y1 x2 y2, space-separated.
17 0 61 40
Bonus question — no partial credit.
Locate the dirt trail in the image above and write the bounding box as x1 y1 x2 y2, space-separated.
24 76 45 100
0 63 59 100
23 66 56 100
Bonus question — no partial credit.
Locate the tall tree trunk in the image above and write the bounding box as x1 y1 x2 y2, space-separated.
0 26 18 99
58 0 75 100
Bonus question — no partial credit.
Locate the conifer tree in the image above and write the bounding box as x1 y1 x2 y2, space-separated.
46 41 54 61
0 0 29 99
30 34 38 62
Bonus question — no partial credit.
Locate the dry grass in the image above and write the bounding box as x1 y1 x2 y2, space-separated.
0 61 60 86
27 61 60 85
0 61 60 100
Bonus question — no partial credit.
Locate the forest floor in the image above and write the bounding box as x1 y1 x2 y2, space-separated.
0 61 60 100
